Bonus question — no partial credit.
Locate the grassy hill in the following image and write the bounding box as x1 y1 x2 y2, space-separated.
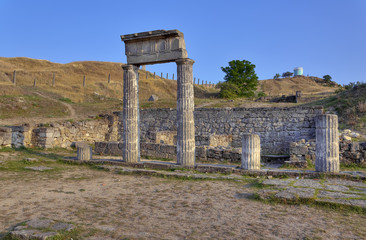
0 57 342 126
0 57 220 124
303 82 366 133
258 75 337 96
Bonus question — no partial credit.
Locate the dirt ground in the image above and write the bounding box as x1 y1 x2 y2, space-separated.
1 160 366 240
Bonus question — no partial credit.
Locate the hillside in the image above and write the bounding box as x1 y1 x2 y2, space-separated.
0 57 221 124
0 57 341 125
258 75 337 96
303 82 366 133
0 57 179 103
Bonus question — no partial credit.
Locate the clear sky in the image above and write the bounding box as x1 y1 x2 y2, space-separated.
1 0 365 85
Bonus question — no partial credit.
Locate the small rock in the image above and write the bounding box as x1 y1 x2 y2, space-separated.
25 166 53 171
27 219 54 229
24 158 38 162
267 176 272 179
33 231 58 239
148 95 158 102
344 129 352 134
351 132 360 138
342 134 352 141
52 222 75 231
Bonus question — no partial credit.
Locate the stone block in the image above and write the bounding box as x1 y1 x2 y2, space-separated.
121 30 188 65
76 143 92 160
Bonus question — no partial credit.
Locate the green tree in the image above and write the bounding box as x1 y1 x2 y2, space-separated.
323 75 332 82
219 60 258 98
274 73 281 80
282 71 293 78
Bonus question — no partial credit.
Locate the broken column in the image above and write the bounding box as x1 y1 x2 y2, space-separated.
315 114 339 172
76 143 92 160
176 58 195 166
241 134 261 170
122 64 140 163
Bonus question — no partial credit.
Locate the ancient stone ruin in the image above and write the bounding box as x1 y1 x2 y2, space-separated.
120 30 195 166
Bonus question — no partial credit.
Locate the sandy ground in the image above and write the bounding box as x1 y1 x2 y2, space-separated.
0 165 365 240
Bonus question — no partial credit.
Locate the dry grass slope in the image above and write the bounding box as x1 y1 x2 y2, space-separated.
0 57 179 103
259 76 337 96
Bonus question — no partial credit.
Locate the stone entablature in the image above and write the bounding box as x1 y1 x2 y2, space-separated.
121 30 188 65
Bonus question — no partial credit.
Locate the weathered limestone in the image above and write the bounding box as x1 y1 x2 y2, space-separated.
121 30 188 65
241 134 261 170
76 143 92 160
122 64 140 163
315 114 339 172
0 127 12 147
176 58 195 166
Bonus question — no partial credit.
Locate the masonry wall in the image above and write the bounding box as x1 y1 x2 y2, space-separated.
1 107 323 155
138 107 323 154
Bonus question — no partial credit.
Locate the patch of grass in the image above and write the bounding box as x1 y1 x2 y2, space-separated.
340 163 366 171
142 155 174 162
59 97 73 103
257 190 366 215
0 147 14 152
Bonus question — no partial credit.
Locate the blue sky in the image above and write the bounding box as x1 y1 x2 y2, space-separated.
0 0 365 85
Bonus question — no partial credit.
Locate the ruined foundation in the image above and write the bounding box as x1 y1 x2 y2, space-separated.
241 134 261 170
315 114 339 172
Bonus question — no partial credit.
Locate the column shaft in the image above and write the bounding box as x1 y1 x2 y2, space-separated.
176 58 195 166
241 134 261 170
315 114 339 172
122 64 140 163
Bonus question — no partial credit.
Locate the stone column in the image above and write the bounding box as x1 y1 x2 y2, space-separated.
122 64 140 163
176 58 195 166
315 114 339 172
76 143 92 161
241 134 261 170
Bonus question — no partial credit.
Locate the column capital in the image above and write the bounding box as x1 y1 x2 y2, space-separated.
122 64 134 70
176 58 195 65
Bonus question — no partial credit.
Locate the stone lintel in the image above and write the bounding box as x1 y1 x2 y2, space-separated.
121 29 184 42
121 29 188 65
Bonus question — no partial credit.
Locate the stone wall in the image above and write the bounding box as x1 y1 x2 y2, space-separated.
289 138 366 167
95 141 242 163
0 116 119 149
1 107 322 155
139 107 323 154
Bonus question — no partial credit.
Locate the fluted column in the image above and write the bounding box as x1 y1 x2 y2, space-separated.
315 114 339 172
77 143 92 161
122 64 140 163
241 134 261 170
176 58 195 166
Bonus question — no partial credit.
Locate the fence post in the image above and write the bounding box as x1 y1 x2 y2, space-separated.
154 72 156 79
83 76 86 87
13 70 16 86
33 78 37 87
52 72 55 87
166 73 168 79
108 73 111 84
172 73 174 80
